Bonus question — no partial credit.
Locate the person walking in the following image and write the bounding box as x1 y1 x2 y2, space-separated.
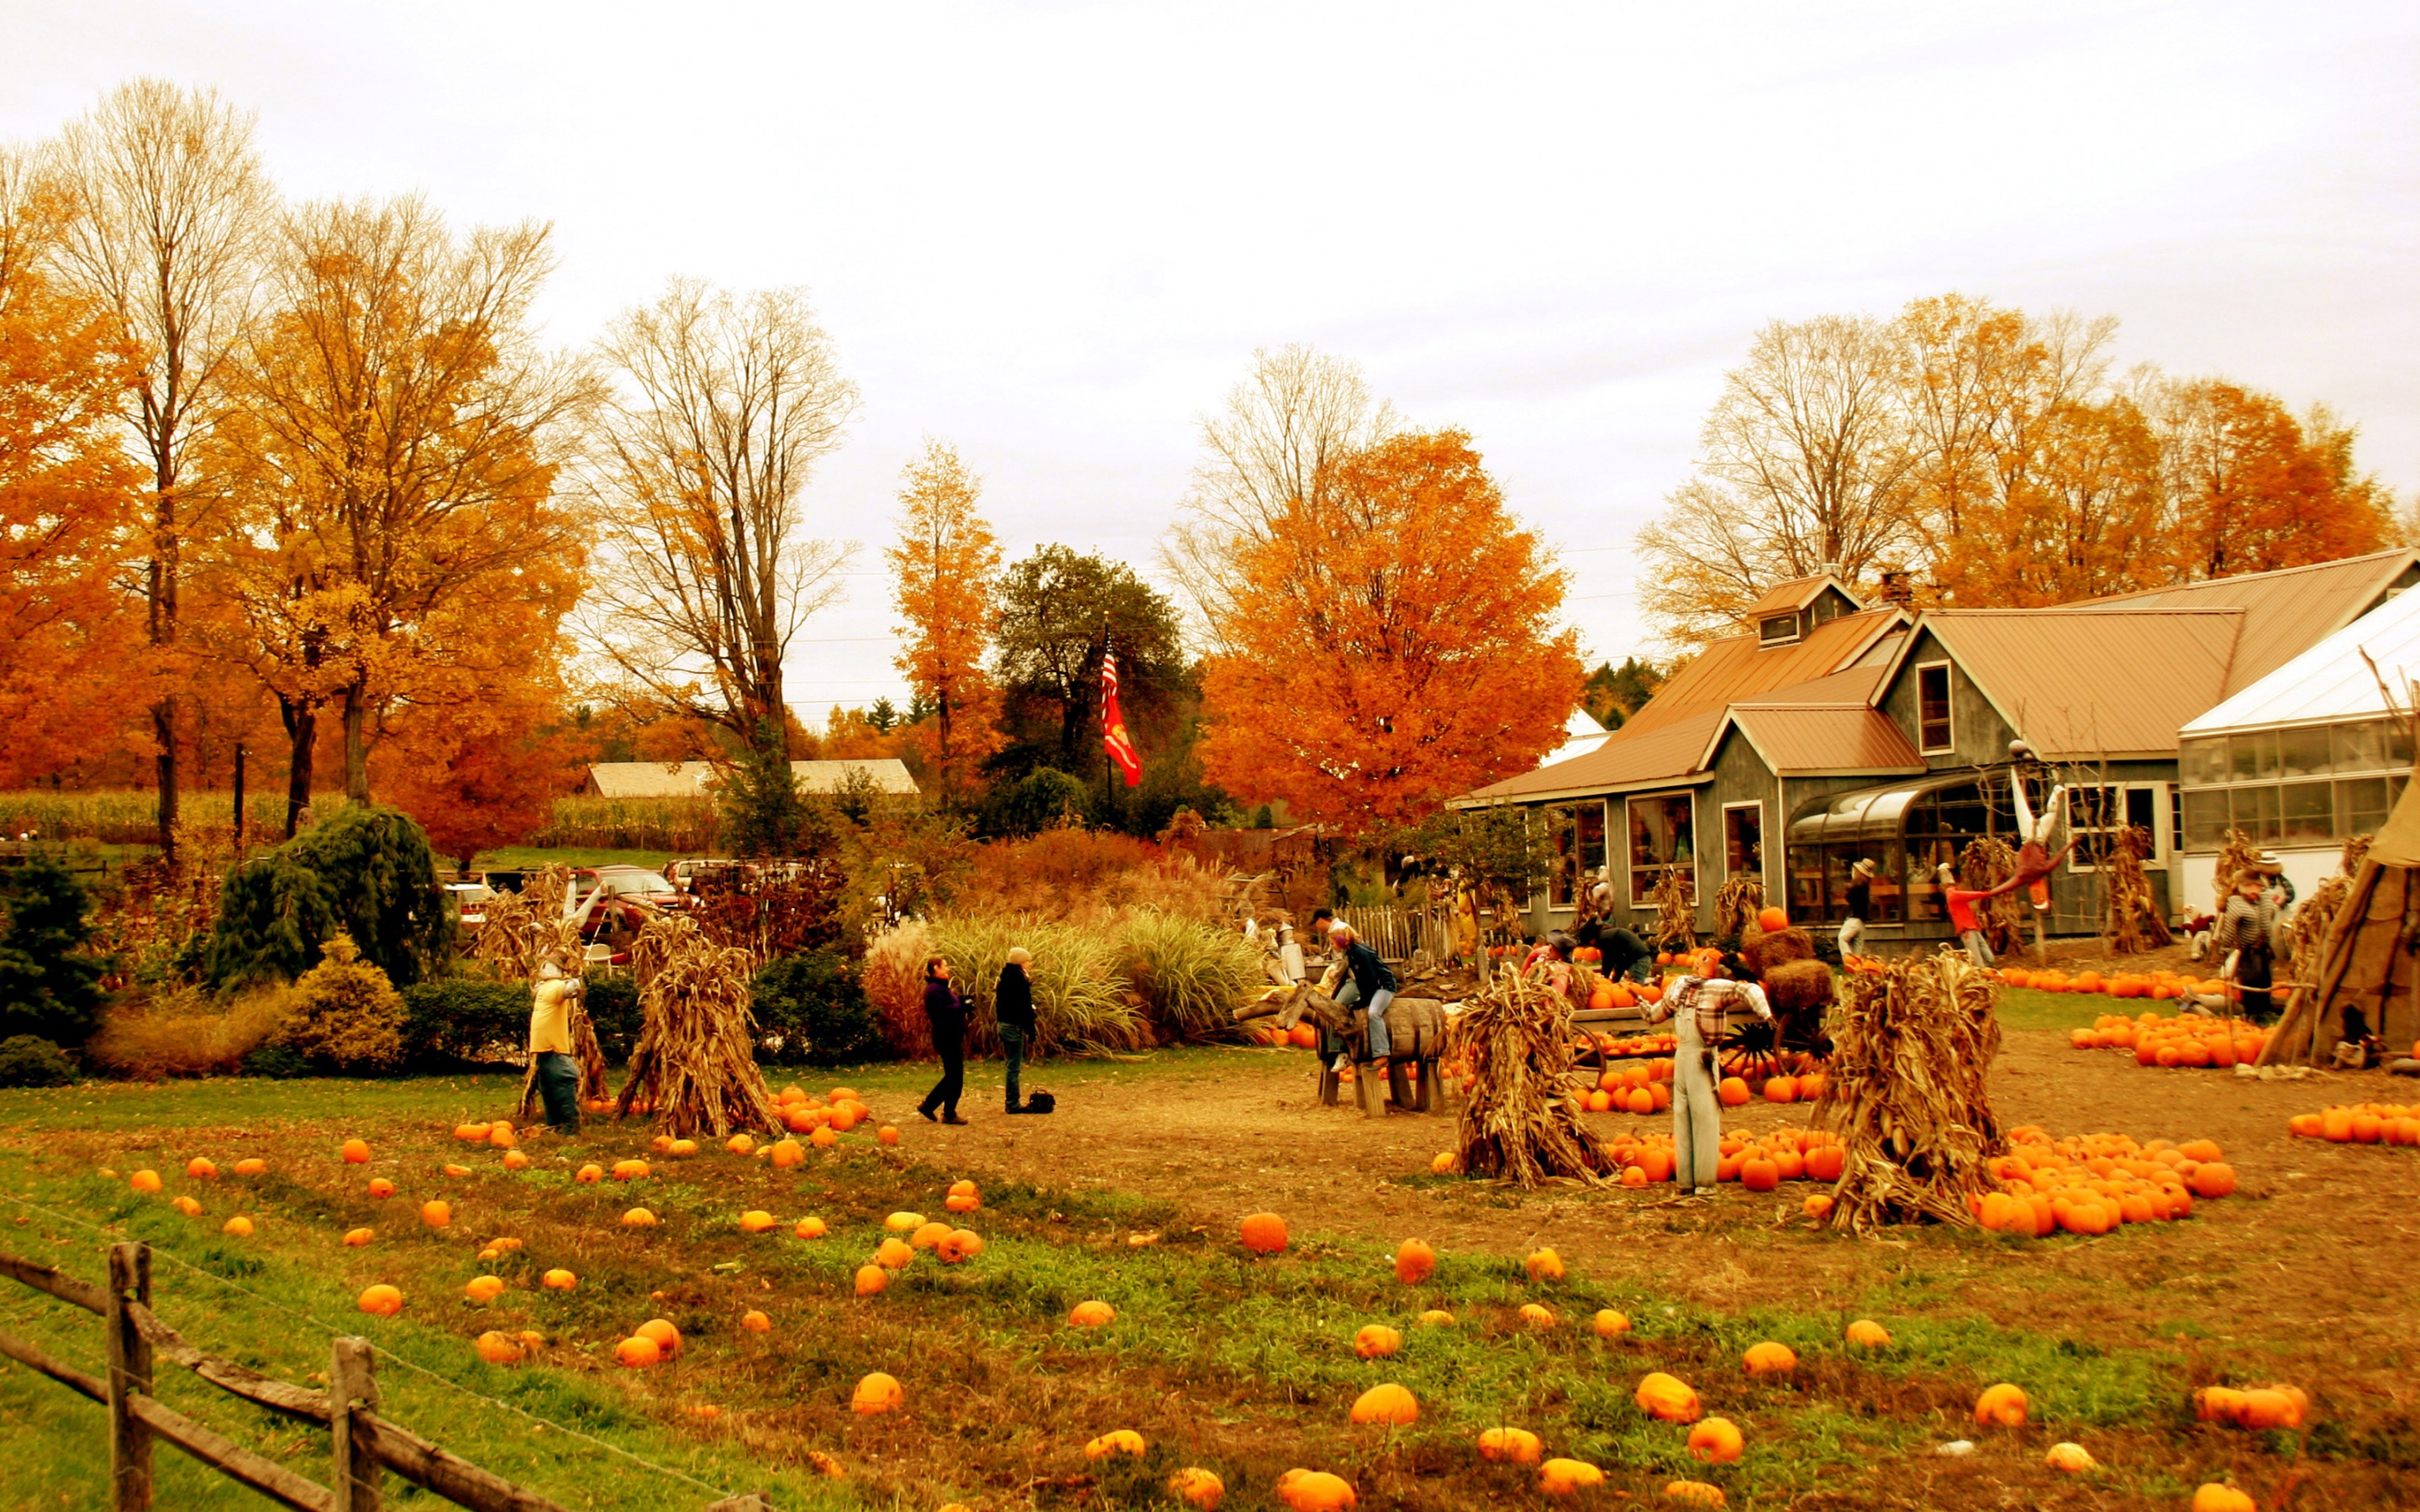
1839 858 1877 958
1640 969 1772 1194
996 947 1037 1114
528 958 583 1132
1323 923 1397 1074
2212 857 2284 1020
917 956 970 1124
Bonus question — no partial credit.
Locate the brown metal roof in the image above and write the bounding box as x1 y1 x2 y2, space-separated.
1733 666 1888 708
1739 573 1860 620
1463 709 1725 802
1625 609 1906 735
2070 549 2418 696
1907 609 2244 758
1718 706 1928 775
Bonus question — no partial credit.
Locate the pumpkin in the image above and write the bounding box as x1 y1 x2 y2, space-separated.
221 1215 254 1237
455 1123 491 1142
443 1163 472 1179
1662 1483 1727 1508
1523 1247 1565 1281
187 1157 218 1179
421 1200 451 1229
1394 1238 1435 1284
1355 1324 1402 1358
1593 1309 1630 1338
1762 1074 1798 1104
876 1237 915 1269
475 1331 522 1365
854 1264 889 1297
621 1207 657 1227
1844 1319 1891 1349
1537 1459 1604 1496
171 1195 203 1216
2191 1488 2255 1512
612 1159 650 1181
1418 1309 1455 1327
810 1126 839 1148
667 1138 697 1157
937 1229 983 1264
1686 1417 1743 1464
636 1318 682 1356
1756 906 1788 932
1635 1372 1701 1423
1519 1303 1557 1330
2232 1388 2298 1430
726 1134 755 1155
878 1125 902 1146
1168 1467 1224 1510
575 1163 604 1184
1276 1470 1357 1512
357 1284 403 1317
501 1150 530 1170
1430 1152 1457 1174
739 1210 777 1234
1802 1194 1833 1221
795 1216 829 1239
340 1139 371 1164
741 1310 772 1333
1803 1145 1844 1181
1070 1299 1117 1327
769 1140 807 1168
614 1336 662 1368
851 1372 902 1415
884 1210 927 1232
1974 1383 2028 1428
1086 1429 1147 1459
1742 1341 1796 1376
541 1268 577 1290
946 1178 981 1208
1240 1212 1290 1253
2044 1441 2095 1473
129 1170 162 1193
489 1125 518 1149
911 1221 953 1250
2191 1163 2236 1199
1717 1077 1751 1107
1349 1383 1419 1425
464 1275 506 1302
344 1227 375 1247
1477 1425 1543 1464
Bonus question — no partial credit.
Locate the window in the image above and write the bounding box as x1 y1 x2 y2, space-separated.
2340 776 2393 836
2069 785 2164 869
2279 726 2332 780
2231 784 2281 843
1758 613 1801 645
2178 737 2228 789
1723 803 1764 881
2281 781 2333 844
2181 788 2228 852
1544 802 1607 908
2229 731 2279 783
2175 720 2413 853
1916 663 1953 753
1627 793 1696 905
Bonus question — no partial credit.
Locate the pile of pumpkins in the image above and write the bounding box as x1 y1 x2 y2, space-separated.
2005 965 2227 1001
2286 1102 2420 1146
1600 1125 1846 1194
2069 1011 2269 1068
1580 1060 1827 1116
1975 1126 2237 1237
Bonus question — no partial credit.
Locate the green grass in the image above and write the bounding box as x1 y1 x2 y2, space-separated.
1992 988 2112 1033
471 847 677 874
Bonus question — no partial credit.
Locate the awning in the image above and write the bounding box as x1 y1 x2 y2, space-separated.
1786 771 1997 848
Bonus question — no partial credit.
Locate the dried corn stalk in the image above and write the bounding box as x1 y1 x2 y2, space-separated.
473 865 582 980
2213 828 2262 901
1956 837 2027 954
1713 874 1764 941
2286 831 2373 982
2102 825 2173 953
1648 867 1696 951
1813 950 2003 1235
614 914 783 1137
1450 968 1617 1188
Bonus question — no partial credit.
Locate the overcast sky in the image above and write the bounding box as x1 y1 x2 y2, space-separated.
8 2 2417 720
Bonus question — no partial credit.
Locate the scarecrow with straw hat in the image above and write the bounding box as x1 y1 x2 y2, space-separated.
2212 852 2286 1020
529 956 585 1131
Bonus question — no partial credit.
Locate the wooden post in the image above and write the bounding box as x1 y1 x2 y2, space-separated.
329 1336 381 1512
105 1242 153 1511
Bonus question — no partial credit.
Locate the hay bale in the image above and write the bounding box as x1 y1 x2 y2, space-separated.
1761 958 1833 1016
1739 925 1815 974
1813 951 2002 1235
1450 968 1618 1188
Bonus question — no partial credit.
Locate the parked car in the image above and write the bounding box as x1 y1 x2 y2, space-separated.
668 857 744 893
445 880 495 931
566 866 687 965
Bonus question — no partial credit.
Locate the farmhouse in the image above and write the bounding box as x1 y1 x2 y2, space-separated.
1463 549 2418 948
584 759 920 799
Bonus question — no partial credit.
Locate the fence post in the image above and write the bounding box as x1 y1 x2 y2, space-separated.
105 1242 153 1512
329 1336 381 1512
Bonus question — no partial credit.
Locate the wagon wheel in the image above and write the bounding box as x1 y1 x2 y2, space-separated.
1714 1019 1788 1087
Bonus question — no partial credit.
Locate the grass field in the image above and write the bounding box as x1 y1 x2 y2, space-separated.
3 1025 2406 1512
471 846 679 874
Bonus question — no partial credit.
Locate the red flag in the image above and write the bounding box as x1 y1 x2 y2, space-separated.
1102 648 1143 787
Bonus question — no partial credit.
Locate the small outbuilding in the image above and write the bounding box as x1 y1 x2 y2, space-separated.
585 759 920 799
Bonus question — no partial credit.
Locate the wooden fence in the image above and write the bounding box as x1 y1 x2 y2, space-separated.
0 1241 776 1512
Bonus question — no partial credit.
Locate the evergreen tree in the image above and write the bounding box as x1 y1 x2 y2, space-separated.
208 806 452 988
0 853 105 1047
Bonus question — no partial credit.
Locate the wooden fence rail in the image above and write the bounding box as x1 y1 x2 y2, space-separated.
0 1242 776 1512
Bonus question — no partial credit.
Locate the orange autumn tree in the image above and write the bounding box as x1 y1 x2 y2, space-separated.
1197 429 1581 832
2152 380 2394 580
887 440 1005 806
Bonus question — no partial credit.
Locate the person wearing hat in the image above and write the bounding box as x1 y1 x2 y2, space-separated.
2212 854 2285 1020
529 958 584 1131
1839 858 1877 958
1639 963 1772 1194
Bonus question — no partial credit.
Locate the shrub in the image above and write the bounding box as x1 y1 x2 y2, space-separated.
0 851 106 1047
996 768 1092 837
1119 911 1263 1042
0 1034 76 1087
583 972 641 1064
207 805 452 989
929 914 1144 1057
722 725 823 858
86 987 292 1079
240 1044 309 1079
270 937 406 1074
752 950 886 1065
398 978 529 1066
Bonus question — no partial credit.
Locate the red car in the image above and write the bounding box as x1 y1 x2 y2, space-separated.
568 866 687 963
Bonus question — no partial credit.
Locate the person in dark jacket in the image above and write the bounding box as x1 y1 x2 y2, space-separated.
1324 923 1397 1073
1839 858 1876 958
917 956 969 1124
996 947 1036 1113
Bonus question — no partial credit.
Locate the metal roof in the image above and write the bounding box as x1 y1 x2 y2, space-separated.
1740 574 1863 620
1714 705 1928 776
2071 549 2419 696
1461 709 1725 803
2181 585 2420 736
1898 608 2244 759
587 759 920 798
1624 609 1907 735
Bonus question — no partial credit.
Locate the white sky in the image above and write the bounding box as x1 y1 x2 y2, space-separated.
8 2 2417 719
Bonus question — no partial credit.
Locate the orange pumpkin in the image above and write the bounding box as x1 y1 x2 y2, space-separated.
2044 1442 2096 1474
850 1372 902 1415
635 1318 682 1357
1168 1468 1224 1510
1662 1483 1727 1509
356 1284 403 1317
1276 1470 1357 1512
1349 1383 1418 1425
1085 1430 1147 1459
220 1215 254 1237
1742 1341 1796 1376
1974 1383 2028 1428
1394 1238 1435 1285
1635 1371 1702 1423
1844 1319 1891 1349
740 1310 772 1333
474 1331 522 1364
795 1215 829 1239
621 1207 657 1227
344 1227 375 1247
1593 1309 1631 1338
541 1268 577 1290
1519 1302 1557 1330
739 1210 777 1234
1717 1077 1751 1107
1477 1427 1543 1465
876 1237 915 1269
129 1169 162 1194
464 1275 506 1302
854 1264 889 1297
367 1178 397 1199
1686 1417 1744 1463
1537 1459 1604 1497
2191 1488 2255 1512
1070 1299 1117 1326
1523 1247 1565 1281
575 1163 604 1184
187 1157 218 1179
340 1139 371 1164
1240 1212 1290 1253
769 1139 807 1168
614 1335 662 1368
937 1228 982 1263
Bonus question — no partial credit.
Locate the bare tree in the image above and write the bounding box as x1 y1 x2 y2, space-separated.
1160 344 1397 647
1637 314 1917 649
586 280 858 756
45 79 272 861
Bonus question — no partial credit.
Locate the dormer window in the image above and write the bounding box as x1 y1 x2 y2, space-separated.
1758 613 1802 645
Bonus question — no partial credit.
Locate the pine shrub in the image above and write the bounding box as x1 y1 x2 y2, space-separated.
0 1034 76 1087
271 937 406 1074
208 805 452 988
0 852 105 1046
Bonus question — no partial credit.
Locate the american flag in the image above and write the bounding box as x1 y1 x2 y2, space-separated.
1102 648 1143 787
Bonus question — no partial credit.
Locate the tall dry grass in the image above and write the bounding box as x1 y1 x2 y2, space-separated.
529 797 719 853
960 830 1234 921
86 987 294 1079
930 914 1144 1057
860 920 935 1060
1119 910 1264 1042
